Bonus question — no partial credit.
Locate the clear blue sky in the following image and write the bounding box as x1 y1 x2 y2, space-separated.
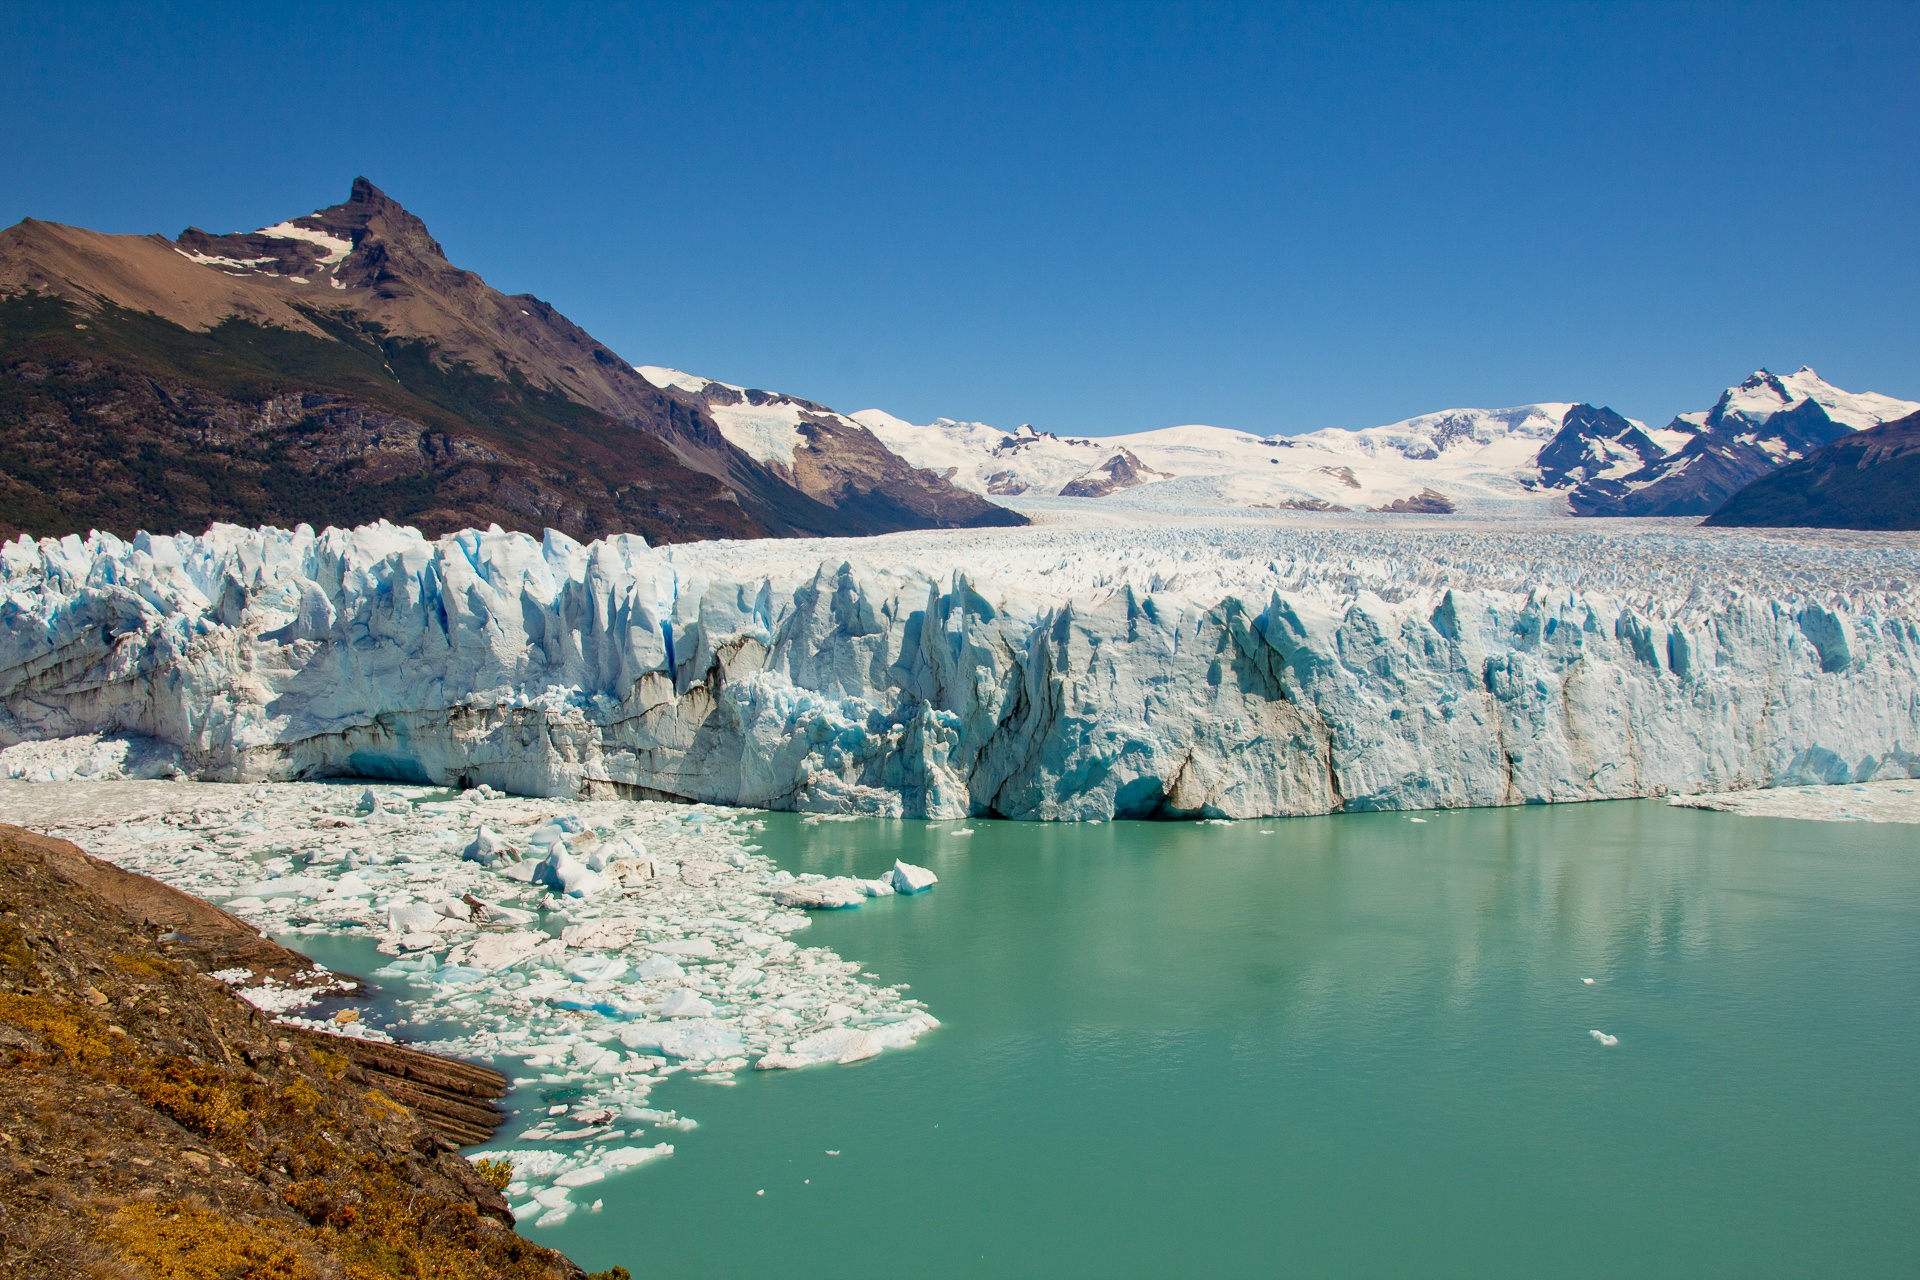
4 2 1916 435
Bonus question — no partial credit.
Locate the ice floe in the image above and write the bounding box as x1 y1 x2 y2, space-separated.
0 778 939 1221
1669 778 1920 824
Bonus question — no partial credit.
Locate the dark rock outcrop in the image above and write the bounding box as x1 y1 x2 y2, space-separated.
1058 449 1171 497
1374 487 1456 514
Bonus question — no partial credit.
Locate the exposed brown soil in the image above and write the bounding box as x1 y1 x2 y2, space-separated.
0 822 608 1280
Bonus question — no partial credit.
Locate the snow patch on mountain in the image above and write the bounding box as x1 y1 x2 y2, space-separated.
256 220 354 265
636 366 811 467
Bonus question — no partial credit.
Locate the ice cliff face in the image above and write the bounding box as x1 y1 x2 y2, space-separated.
3 517 1917 818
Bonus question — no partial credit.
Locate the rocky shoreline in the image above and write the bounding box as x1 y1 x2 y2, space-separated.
0 821 617 1279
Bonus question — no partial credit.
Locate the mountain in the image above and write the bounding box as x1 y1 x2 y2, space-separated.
1534 403 1672 489
1057 448 1172 497
635 367 1024 530
856 404 1579 513
854 370 1917 518
0 178 1016 543
1556 368 1918 517
1705 409 1920 530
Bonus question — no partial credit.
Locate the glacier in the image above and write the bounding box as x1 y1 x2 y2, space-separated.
3 513 1918 818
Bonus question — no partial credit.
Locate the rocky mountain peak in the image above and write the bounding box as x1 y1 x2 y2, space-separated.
326 176 451 267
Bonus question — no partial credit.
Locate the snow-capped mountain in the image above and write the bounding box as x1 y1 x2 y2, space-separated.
1565 368 1920 517
853 369 1918 518
857 404 1580 513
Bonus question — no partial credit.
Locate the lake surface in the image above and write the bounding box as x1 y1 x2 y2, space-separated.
364 801 1920 1277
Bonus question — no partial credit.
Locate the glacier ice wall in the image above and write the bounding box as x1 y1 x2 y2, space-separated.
3 518 1917 818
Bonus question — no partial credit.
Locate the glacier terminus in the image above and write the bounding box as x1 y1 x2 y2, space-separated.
3 512 1917 819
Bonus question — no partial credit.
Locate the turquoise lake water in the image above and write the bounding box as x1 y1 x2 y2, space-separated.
306 801 1920 1276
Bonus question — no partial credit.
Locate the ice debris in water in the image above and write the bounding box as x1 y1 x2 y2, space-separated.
1590 1030 1619 1047
7 779 940 1220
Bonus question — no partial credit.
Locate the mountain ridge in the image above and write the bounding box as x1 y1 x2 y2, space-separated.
1706 409 1920 530
0 179 1021 543
843 368 1916 517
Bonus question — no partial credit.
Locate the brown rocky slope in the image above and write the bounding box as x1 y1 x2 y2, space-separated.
0 821 620 1280
0 178 1021 543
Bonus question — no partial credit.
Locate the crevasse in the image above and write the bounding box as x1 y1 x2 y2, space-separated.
2 518 1916 817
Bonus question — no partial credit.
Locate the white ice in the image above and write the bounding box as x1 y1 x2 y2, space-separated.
3 514 1915 821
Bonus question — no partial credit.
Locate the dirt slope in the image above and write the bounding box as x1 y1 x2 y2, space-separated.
0 822 617 1280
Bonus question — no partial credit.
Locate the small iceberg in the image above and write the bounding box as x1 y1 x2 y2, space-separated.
890 860 938 894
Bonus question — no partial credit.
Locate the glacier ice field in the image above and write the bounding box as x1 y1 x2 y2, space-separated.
3 513 1918 817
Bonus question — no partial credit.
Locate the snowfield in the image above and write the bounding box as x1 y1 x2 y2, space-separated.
3 510 1917 818
856 405 1581 513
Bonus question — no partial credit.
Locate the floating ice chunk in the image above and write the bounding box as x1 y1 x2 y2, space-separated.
386 902 441 933
555 1167 606 1188
653 988 715 1018
466 896 535 925
431 894 472 923
1409 817 1427 823
1582 978 1596 985
561 920 635 950
890 860 938 894
571 1044 618 1072
355 787 379 814
859 877 895 897
648 937 718 958
635 955 686 981
462 827 508 867
771 879 867 910
758 1026 884 1069
599 1142 673 1170
566 954 630 984
1590 1029 1619 1047
230 874 333 899
532 845 606 897
431 965 485 986
950 828 974 836
626 1019 745 1061
461 930 545 971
